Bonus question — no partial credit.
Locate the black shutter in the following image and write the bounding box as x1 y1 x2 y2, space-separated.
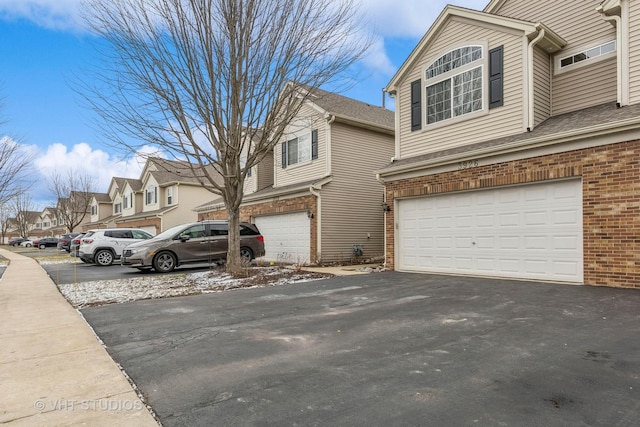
411 79 422 131
281 141 287 168
489 45 504 109
311 129 318 160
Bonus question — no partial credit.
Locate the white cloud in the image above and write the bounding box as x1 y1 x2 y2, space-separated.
0 0 85 31
30 142 160 207
363 0 489 39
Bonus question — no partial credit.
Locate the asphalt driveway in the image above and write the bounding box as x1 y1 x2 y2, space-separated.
81 272 640 426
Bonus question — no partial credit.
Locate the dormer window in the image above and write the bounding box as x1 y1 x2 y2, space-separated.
145 185 157 205
556 40 616 73
425 46 484 125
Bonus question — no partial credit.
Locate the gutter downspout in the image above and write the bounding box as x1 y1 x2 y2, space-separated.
597 6 623 107
527 27 546 132
375 173 387 268
309 184 321 263
324 113 335 177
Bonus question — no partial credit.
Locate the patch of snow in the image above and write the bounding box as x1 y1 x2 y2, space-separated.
57 266 333 308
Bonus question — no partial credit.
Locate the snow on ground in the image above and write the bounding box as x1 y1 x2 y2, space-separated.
56 265 333 308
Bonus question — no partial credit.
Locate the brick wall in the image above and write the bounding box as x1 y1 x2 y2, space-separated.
385 139 640 288
198 195 319 263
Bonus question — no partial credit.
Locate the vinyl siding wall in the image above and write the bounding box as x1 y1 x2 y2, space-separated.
257 150 274 191
552 58 617 115
320 122 394 261
274 104 328 187
162 185 209 229
397 19 524 160
533 46 551 126
495 0 617 114
629 0 640 104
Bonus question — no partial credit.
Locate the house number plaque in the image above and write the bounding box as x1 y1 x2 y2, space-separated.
458 160 479 170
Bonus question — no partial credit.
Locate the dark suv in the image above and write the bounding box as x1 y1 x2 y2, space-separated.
58 233 81 252
121 220 265 273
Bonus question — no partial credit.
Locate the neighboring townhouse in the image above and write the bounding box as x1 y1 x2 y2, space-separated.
38 207 58 236
113 157 221 235
83 192 116 230
197 88 395 264
379 0 640 288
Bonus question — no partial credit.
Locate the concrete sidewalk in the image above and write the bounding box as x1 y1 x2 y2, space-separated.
0 249 158 426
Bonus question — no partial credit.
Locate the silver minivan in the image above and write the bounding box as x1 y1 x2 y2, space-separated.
121 220 265 273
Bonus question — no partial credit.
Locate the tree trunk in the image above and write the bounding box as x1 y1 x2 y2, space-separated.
226 207 241 274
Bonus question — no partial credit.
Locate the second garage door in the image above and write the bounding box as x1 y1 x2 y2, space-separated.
396 180 583 282
254 212 311 263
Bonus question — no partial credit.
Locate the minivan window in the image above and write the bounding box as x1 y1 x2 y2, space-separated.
181 224 208 239
211 224 229 236
132 230 153 239
240 225 259 236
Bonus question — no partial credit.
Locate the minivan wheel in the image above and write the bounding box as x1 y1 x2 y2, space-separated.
95 249 114 266
153 251 177 273
240 247 254 262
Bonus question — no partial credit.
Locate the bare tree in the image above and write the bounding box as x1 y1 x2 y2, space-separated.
0 203 12 243
12 193 39 238
82 0 369 272
48 171 97 233
0 98 34 205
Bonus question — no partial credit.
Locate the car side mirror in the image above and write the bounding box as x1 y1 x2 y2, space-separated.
179 234 191 242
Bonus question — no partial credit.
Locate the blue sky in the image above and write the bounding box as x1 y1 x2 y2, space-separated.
0 0 488 207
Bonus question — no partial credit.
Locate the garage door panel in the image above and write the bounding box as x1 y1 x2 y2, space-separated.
397 180 583 282
254 212 310 263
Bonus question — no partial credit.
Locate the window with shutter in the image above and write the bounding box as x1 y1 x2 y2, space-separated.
411 79 421 131
489 45 503 109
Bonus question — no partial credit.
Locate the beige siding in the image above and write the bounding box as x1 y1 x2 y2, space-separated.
320 122 394 262
495 0 613 52
274 104 328 187
397 19 524 160
552 58 617 115
496 0 617 115
629 0 640 104
162 185 209 230
257 150 274 191
243 164 257 194
533 46 551 126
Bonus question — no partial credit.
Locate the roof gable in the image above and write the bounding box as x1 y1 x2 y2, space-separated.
385 5 565 93
293 85 394 132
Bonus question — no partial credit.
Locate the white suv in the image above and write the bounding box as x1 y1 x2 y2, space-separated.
79 228 154 266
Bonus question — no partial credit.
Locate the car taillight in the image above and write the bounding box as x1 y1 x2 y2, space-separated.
83 239 93 244
257 236 264 242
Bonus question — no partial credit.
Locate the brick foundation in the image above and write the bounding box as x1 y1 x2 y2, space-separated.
385 140 640 288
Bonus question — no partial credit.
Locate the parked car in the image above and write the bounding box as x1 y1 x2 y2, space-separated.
121 220 265 273
34 237 59 249
70 233 86 260
79 228 154 266
8 237 25 246
20 240 34 247
58 233 81 252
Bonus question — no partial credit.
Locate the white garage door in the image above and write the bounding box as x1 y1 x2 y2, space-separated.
397 180 583 282
139 226 157 236
254 212 310 263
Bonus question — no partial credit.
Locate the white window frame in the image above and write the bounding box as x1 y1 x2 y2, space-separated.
555 40 616 75
285 133 312 167
145 185 157 205
167 186 174 205
91 205 97 216
423 44 487 128
114 203 122 214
